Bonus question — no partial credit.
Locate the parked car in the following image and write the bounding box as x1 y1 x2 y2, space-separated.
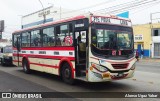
0 45 13 66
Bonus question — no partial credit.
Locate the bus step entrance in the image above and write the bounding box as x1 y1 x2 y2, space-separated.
80 70 86 76
76 64 86 77
79 58 86 64
76 76 87 81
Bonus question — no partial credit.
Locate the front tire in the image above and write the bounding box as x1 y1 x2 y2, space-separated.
61 63 74 84
23 59 30 74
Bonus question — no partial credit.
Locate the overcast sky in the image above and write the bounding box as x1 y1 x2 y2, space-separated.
1 0 160 39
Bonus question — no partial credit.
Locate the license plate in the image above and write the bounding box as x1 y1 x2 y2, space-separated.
117 73 123 77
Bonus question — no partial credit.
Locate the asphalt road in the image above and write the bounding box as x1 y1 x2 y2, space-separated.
0 62 159 101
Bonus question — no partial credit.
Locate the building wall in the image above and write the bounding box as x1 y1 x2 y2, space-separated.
22 6 85 29
151 23 160 58
133 23 160 58
133 24 152 57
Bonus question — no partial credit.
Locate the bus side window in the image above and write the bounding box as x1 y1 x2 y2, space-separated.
13 34 17 47
21 32 30 47
31 30 41 47
42 27 55 46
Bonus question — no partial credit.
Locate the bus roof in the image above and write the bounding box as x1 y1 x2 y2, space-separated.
13 13 131 33
13 15 86 33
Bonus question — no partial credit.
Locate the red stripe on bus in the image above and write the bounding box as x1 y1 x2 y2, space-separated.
30 62 59 68
30 62 76 71
13 47 74 51
13 54 75 60
13 60 22 62
13 60 76 71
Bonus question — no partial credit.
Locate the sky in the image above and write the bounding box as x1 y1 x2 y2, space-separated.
1 0 160 39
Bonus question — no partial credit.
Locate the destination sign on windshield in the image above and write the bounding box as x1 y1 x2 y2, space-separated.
91 16 132 26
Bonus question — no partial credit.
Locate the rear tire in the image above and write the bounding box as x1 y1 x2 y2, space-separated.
23 59 30 74
61 63 74 84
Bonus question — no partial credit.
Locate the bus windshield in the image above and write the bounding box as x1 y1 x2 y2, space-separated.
95 29 132 50
91 24 134 59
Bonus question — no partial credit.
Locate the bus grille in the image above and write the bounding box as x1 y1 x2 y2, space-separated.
111 63 128 69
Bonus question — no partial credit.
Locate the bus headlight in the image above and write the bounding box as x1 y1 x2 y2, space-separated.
91 63 108 72
131 63 136 70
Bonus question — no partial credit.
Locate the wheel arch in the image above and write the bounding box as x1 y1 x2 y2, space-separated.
59 58 75 79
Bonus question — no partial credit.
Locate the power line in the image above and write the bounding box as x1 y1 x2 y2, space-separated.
59 0 117 14
130 1 160 15
107 0 160 14
94 0 157 14
94 0 142 13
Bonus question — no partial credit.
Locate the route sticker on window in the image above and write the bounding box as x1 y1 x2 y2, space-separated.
119 50 122 55
65 36 73 45
112 50 116 56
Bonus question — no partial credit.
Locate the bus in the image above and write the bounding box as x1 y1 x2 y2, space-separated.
12 13 136 84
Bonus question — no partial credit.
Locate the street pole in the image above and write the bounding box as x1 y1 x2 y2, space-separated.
60 6 61 20
0 32 2 39
18 15 23 29
150 13 152 58
38 0 46 24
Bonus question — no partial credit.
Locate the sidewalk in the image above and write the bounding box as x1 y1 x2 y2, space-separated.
138 58 160 63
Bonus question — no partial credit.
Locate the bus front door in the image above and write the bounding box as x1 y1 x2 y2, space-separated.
75 31 87 77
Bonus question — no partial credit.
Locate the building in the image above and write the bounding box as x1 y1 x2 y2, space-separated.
133 23 160 58
22 6 84 29
0 39 11 47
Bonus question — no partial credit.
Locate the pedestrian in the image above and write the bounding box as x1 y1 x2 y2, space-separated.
141 49 144 59
135 50 139 61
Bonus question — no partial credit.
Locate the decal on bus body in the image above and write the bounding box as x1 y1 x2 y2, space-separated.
13 50 75 57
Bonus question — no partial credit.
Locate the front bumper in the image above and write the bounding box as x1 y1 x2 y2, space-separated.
88 68 135 82
3 57 13 64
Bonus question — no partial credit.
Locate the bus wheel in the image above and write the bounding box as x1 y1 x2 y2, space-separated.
61 63 74 84
23 59 30 74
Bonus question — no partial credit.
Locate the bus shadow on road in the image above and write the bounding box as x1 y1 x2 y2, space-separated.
17 69 131 91
75 80 131 91
0 64 17 68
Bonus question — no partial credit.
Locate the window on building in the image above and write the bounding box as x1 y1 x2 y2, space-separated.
56 24 73 46
152 29 160 36
42 27 55 46
31 30 41 47
154 30 158 36
21 32 30 47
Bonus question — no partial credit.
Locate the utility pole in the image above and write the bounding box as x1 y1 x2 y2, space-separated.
0 20 4 39
38 0 46 24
